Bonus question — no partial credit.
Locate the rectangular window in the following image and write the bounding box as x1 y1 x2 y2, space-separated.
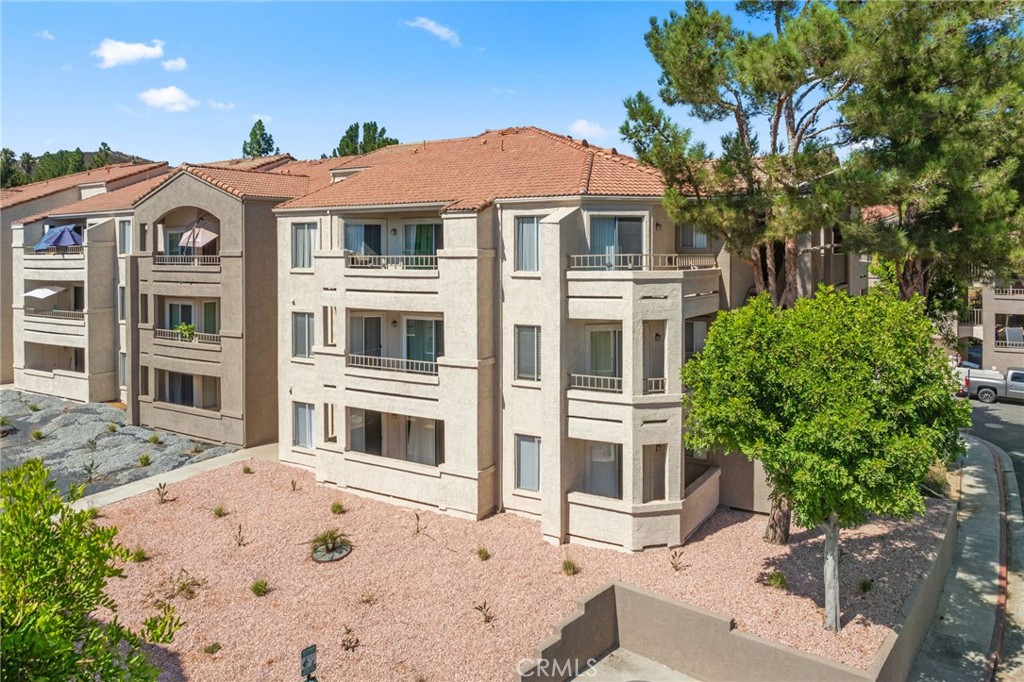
404 223 443 267
201 376 220 410
139 224 147 252
514 216 540 272
344 224 382 255
73 348 85 372
323 306 337 347
118 287 126 321
643 445 666 502
165 371 194 407
515 435 540 492
678 223 709 250
685 321 708 357
292 312 315 358
349 408 382 455
293 402 314 448
349 315 382 356
118 352 127 387
514 325 541 381
589 328 623 378
139 365 149 396
167 301 193 328
165 229 185 255
118 219 132 254
405 416 444 466
585 442 622 499
324 403 337 443
202 301 219 334
140 294 148 324
291 223 317 269
590 217 643 257
405 318 444 363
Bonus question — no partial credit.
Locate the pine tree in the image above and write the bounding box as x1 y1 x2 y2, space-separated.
89 142 112 169
329 121 398 157
67 147 85 174
242 120 279 158
18 152 34 176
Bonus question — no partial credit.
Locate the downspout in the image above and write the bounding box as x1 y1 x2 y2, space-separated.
494 201 505 514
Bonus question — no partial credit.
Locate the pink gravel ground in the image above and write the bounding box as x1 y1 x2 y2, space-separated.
97 460 950 682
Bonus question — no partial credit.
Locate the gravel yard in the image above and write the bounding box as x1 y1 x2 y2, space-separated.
0 389 236 496
98 460 951 682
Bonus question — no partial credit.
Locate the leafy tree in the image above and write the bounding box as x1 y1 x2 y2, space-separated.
1 459 181 680
682 288 970 630
90 142 113 169
328 121 398 157
242 119 279 158
839 1 1024 301
67 147 86 174
0 147 27 188
32 151 70 181
19 151 35 176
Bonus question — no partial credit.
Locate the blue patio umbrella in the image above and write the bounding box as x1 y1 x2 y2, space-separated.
34 225 83 251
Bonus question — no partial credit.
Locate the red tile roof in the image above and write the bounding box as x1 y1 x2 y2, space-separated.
861 205 899 222
199 154 295 171
269 157 350 194
279 127 666 212
132 163 328 205
20 171 177 223
0 162 169 209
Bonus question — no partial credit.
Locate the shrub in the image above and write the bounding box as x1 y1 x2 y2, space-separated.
250 579 269 597
188 442 204 455
859 578 874 594
137 453 151 467
153 568 206 602
923 459 949 498
561 558 580 576
766 570 788 590
203 642 222 655
242 465 253 475
341 625 359 651
331 501 346 515
291 479 298 492
155 482 170 504
28 403 40 412
213 505 228 518
147 434 162 445
31 430 43 440
310 529 351 558
474 601 494 624
0 416 11 427
127 547 148 563
107 423 118 433
82 507 100 521
87 438 98 451
0 459 181 680
234 525 248 548
476 546 491 561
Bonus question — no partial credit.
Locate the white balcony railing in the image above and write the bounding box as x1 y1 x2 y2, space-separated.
995 340 1024 350
567 253 717 271
569 373 623 392
960 308 983 325
25 309 85 320
24 245 84 255
994 287 1024 297
344 254 438 270
154 328 221 344
347 352 438 375
644 377 666 394
153 254 221 266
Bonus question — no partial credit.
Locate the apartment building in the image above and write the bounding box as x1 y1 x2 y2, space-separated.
0 163 169 384
10 172 171 403
274 127 844 550
126 161 336 447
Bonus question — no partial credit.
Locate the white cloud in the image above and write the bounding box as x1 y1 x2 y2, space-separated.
252 114 272 124
138 86 199 112
209 99 235 110
568 118 609 140
404 17 461 47
93 39 164 68
162 57 187 72
35 29 55 41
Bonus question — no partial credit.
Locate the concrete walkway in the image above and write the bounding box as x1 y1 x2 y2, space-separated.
910 434 1018 681
72 442 278 510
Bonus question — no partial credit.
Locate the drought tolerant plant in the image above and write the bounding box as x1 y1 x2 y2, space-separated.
87 438 98 451
82 458 98 485
147 433 162 445
474 601 494 624
155 482 169 504
213 505 228 518
31 430 43 440
0 459 181 681
242 465 253 474
561 558 580 576
340 625 359 651
151 569 206 602
357 589 379 606
127 547 148 563
250 579 269 597
859 579 874 594
309 528 351 558
413 511 424 535
476 546 491 562
107 423 118 433
203 642 222 655
669 549 685 573
233 524 248 548
137 453 151 467
291 479 299 492
188 441 204 455
27 403 40 412
0 416 11 427
765 570 788 590
82 507 100 521
331 500 346 515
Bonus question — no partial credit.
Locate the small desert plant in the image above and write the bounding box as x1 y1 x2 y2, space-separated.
82 458 98 485
213 505 228 518
147 433 162 445
0 416 11 427
150 569 206 603
669 549 686 572
413 511 424 535
234 524 248 548
331 500 346 515
87 438 98 451
138 453 152 467
203 642 222 655
474 601 494 624
81 507 100 522
250 579 269 597
242 465 253 474
310 528 351 557
128 547 148 563
28 403 40 412
291 479 298 491
476 546 491 561
766 570 788 590
922 459 949 498
859 578 874 594
357 589 379 606
155 482 170 504
188 441 204 455
561 558 580 576
31 430 43 440
107 422 118 432
340 625 359 651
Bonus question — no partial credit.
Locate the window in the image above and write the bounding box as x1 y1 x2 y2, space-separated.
165 228 186 255
323 306 337 347
677 223 708 250
118 219 132 254
291 223 317 269
404 223 443 265
324 403 337 443
167 301 193 328
292 312 315 358
585 442 622 499
293 402 314 448
405 416 444 466
349 408 382 455
515 435 540 491
404 318 444 363
344 224 382 255
589 328 622 378
590 216 643 257
643 445 666 502
515 216 540 272
349 315 382 356
202 301 219 334
515 326 541 381
118 287 126 321
201 376 220 410
73 348 85 372
685 321 707 358
118 353 127 387
165 371 194 406
140 294 148 324
139 365 149 396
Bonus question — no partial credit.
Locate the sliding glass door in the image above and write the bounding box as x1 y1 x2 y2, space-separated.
590 217 643 268
405 319 444 364
349 316 382 356
406 416 444 466
589 328 622 378
344 224 382 255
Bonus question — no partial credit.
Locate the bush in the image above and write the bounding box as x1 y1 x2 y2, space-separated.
476 546 491 561
923 459 949 497
0 459 180 680
203 642 222 655
331 501 346 515
859 578 874 594
242 465 253 475
27 403 40 412
561 558 580 576
766 570 788 589
147 434 162 445
128 547 148 563
31 430 43 440
137 453 151 467
310 529 351 558
213 505 228 518
250 579 269 597
107 423 118 433
0 416 11 427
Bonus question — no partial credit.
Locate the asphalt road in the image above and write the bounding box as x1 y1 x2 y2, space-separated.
970 399 1024 514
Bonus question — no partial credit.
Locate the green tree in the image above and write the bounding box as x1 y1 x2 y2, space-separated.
328 121 399 157
67 147 86 174
19 151 35 176
32 151 69 181
682 288 970 631
90 142 113 169
242 119 279 158
1 459 181 680
839 1 1024 301
0 147 26 188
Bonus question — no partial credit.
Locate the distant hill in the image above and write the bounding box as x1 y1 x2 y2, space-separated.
1 145 157 189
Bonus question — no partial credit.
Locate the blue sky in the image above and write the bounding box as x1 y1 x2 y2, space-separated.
1 2 768 164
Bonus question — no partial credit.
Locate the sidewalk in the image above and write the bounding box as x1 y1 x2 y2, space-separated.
910 434 1017 681
72 442 279 510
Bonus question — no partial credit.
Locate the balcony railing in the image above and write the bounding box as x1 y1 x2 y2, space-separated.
569 373 623 392
154 254 221 266
960 308 983 325
994 287 1024 297
154 328 221 344
24 245 84 255
995 340 1024 350
24 309 84 320
567 253 717 271
644 377 666 394
344 254 438 270
347 352 438 375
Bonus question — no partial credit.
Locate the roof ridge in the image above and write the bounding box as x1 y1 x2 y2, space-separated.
525 126 662 180
578 150 595 195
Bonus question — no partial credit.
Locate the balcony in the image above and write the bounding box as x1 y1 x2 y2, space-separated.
994 287 1024 297
347 353 437 375
644 377 666 394
154 254 221 266
960 308 983 325
24 309 85 321
154 328 221 344
344 253 437 270
24 245 84 255
569 373 623 393
567 253 717 271
995 341 1024 350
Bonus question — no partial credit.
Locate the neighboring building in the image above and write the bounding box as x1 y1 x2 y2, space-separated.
10 172 172 403
274 127 846 551
126 161 337 447
0 163 169 384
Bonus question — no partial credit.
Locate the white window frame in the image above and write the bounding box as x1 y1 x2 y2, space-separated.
291 222 317 269
587 211 649 255
292 311 315 358
514 215 540 272
586 325 623 378
164 227 188 255
515 434 541 492
584 441 622 499
118 219 132 255
200 300 220 334
402 221 443 256
165 299 194 329
118 352 127 387
677 223 709 250
514 325 542 381
118 287 126 322
292 402 315 448
401 315 444 363
348 314 383 356
344 223 383 255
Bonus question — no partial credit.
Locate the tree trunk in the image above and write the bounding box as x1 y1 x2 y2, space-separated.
898 257 930 301
749 245 767 294
763 495 791 545
766 243 781 306
823 513 841 632
780 236 799 308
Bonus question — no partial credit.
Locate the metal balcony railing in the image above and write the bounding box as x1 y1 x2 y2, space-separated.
154 329 221 344
25 309 85 320
995 340 1024 350
344 254 438 270
567 253 717 271
644 377 666 394
347 352 438 375
154 254 221 266
569 373 623 392
24 245 84 255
